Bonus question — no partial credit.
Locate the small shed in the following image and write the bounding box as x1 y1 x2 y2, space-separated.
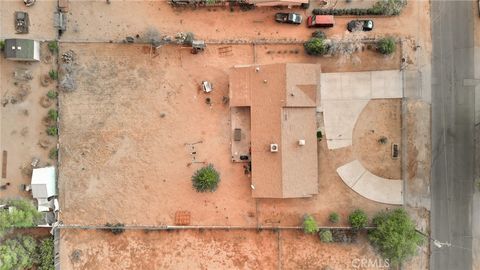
4 39 40 61
31 166 56 199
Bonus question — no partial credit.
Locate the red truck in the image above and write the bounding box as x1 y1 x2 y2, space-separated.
307 15 335 28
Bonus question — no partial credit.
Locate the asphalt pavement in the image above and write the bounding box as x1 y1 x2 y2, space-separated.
430 0 475 269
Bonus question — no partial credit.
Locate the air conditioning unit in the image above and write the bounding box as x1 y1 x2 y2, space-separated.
298 139 305 146
270 144 279 152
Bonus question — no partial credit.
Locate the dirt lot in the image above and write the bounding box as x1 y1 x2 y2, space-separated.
0 43 58 200
59 228 384 270
58 42 402 227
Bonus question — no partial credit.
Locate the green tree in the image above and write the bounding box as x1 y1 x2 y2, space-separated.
46 126 58 136
302 214 318 234
192 164 220 192
377 37 396 55
37 237 54 270
47 41 58 53
348 209 368 229
368 208 424 266
0 236 37 270
319 229 333 243
372 0 406 16
304 37 329 56
329 212 340 224
0 199 42 236
48 109 58 121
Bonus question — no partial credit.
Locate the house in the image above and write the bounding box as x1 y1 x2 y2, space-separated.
4 39 40 61
229 63 320 198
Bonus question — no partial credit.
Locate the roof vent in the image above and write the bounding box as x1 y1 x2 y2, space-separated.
298 139 305 146
270 144 278 152
17 46 22 50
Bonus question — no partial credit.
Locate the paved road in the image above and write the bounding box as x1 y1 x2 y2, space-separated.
430 0 475 269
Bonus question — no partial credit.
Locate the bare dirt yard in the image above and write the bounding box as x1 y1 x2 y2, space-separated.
0 43 58 200
59 228 384 270
58 42 402 227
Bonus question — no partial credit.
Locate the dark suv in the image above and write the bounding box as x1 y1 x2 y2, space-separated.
347 20 374 32
275 13 303 25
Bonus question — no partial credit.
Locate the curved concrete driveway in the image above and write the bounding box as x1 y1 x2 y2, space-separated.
336 160 403 205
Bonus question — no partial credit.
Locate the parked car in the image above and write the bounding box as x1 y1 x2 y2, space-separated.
307 15 335 28
275 13 302 24
347 20 374 32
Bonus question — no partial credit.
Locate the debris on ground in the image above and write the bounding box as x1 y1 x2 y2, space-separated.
14 84 31 102
59 50 78 92
14 69 33 81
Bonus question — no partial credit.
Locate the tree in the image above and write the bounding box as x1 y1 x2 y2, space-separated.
372 0 407 16
329 212 340 224
348 209 368 229
37 237 54 270
319 229 333 243
192 164 220 192
368 208 424 266
0 199 42 236
0 236 37 270
304 37 329 56
377 37 396 55
302 214 318 234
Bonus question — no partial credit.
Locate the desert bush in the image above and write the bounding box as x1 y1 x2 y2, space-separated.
48 70 58 80
37 237 54 270
369 208 424 266
105 223 125 235
319 229 333 243
46 126 58 136
329 212 340 224
377 37 396 55
0 199 42 236
304 37 329 56
348 209 368 229
311 30 326 39
0 40 5 51
48 109 58 121
192 164 220 192
312 0 406 16
46 91 58 99
302 214 318 234
47 41 58 53
0 236 37 270
372 0 406 15
49 148 58 160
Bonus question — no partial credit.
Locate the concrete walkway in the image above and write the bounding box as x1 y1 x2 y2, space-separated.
320 70 403 150
337 160 403 205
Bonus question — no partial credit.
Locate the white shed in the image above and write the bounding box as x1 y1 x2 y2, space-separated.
31 166 56 199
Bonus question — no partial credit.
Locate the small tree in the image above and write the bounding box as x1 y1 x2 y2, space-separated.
48 109 58 121
369 208 424 266
348 209 368 229
0 236 37 270
319 229 333 243
377 37 396 55
37 237 54 270
0 199 42 236
0 40 5 51
329 212 340 224
192 164 220 192
304 37 329 56
48 70 58 80
47 41 58 53
46 91 58 99
302 214 318 234
46 126 58 136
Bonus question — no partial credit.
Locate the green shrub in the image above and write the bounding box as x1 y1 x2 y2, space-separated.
48 109 58 121
46 126 58 136
48 70 58 80
0 236 37 270
47 41 58 53
377 37 396 55
348 209 368 229
316 130 323 141
319 229 333 243
37 238 54 270
302 214 318 234
372 0 406 16
312 0 406 16
329 212 340 224
0 40 5 51
304 37 329 56
49 148 58 160
0 199 42 236
105 223 125 235
192 164 220 192
46 91 58 99
369 208 424 266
